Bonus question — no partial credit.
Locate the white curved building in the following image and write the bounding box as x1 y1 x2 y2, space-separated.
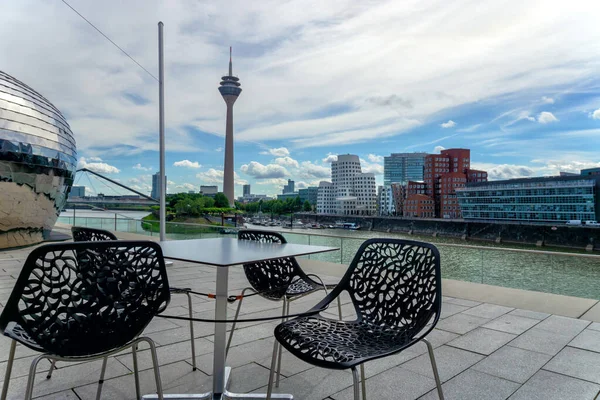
0 71 76 248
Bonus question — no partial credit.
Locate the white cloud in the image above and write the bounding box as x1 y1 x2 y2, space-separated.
77 157 120 174
255 178 289 187
591 108 600 120
133 163 152 171
215 147 223 152
322 154 338 164
88 156 103 162
299 161 331 179
538 111 559 124
173 160 202 169
541 96 555 104
196 169 248 185
367 154 384 163
175 183 196 191
260 147 290 157
359 158 384 175
240 161 289 179
274 156 299 168
440 120 456 128
433 146 445 154
472 163 536 180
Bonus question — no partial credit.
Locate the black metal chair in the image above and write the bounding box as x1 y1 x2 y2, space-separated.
0 241 169 400
266 238 445 400
65 226 199 372
229 229 343 387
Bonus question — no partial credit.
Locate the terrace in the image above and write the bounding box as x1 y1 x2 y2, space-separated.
1 225 600 399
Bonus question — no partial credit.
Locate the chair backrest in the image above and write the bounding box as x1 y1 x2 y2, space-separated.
238 230 305 300
0 241 170 357
72 226 118 242
341 238 441 332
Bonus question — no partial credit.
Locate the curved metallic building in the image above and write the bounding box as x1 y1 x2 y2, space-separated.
0 70 76 248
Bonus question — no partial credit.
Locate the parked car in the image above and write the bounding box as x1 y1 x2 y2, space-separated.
566 220 582 225
584 221 600 226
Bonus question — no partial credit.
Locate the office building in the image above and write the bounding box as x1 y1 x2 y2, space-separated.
582 167 600 176
69 186 85 198
218 47 242 207
317 154 377 215
243 184 251 196
283 179 295 194
151 172 166 200
378 186 396 215
299 186 319 205
456 175 600 223
384 153 426 185
277 192 299 201
200 185 218 198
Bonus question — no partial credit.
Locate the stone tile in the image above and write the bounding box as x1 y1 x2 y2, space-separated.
543 346 600 384
508 308 550 321
587 322 600 332
34 389 80 399
0 354 53 381
440 303 469 319
462 304 514 319
201 338 280 376
447 328 516 355
410 329 460 353
509 328 574 356
569 329 600 353
418 369 520 400
534 315 590 337
258 366 351 400
483 314 540 335
443 298 481 308
228 363 272 394
508 370 599 400
402 345 483 383
472 345 552 383
2 357 130 399
332 366 436 400
436 313 491 335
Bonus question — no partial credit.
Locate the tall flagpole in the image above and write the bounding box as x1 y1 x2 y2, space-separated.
158 22 166 241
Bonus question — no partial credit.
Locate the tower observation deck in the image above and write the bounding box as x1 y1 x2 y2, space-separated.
219 47 242 207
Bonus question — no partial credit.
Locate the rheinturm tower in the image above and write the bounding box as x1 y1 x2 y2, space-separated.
218 47 242 207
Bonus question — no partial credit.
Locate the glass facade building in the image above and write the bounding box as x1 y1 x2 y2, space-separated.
456 176 600 223
383 153 426 185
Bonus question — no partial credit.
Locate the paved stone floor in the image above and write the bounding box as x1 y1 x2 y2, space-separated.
1 243 600 400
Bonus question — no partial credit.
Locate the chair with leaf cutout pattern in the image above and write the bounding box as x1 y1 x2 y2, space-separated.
0 241 169 400
266 238 444 400
229 229 343 388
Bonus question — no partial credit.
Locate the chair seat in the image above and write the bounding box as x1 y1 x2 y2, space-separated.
274 316 415 369
285 278 320 297
3 321 45 352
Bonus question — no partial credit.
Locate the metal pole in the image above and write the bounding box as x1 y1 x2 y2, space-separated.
158 22 166 241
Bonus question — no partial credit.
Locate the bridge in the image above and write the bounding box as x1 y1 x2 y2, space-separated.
66 168 159 207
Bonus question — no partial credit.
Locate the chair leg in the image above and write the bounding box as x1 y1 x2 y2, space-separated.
266 339 279 400
337 296 343 320
185 291 197 371
139 337 164 400
360 363 367 400
95 357 108 400
46 359 57 379
423 338 444 400
132 344 141 400
351 366 360 400
226 287 254 357
275 298 288 388
24 354 46 400
1 340 16 400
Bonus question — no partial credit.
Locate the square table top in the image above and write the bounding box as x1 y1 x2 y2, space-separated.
159 237 339 267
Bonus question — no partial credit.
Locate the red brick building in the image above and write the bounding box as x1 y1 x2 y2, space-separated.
404 194 435 218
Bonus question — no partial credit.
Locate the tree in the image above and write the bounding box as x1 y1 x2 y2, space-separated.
214 193 229 208
303 200 312 212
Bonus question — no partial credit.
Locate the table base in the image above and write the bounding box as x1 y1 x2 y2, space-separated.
141 366 293 400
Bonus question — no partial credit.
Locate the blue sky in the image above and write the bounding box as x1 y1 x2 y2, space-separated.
2 0 600 197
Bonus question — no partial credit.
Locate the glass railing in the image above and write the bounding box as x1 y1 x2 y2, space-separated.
57 216 600 299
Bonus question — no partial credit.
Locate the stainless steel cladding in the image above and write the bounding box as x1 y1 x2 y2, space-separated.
0 70 76 248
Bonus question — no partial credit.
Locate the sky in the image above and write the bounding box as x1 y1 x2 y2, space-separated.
2 0 600 197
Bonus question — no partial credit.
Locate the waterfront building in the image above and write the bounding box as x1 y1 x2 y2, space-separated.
200 185 218 198
317 154 376 215
299 187 318 205
277 192 299 201
378 186 396 215
282 179 295 194
456 175 600 223
404 194 436 218
218 47 242 207
243 184 251 196
151 172 166 200
0 71 76 248
238 193 269 203
582 167 600 176
69 186 85 198
383 153 426 185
